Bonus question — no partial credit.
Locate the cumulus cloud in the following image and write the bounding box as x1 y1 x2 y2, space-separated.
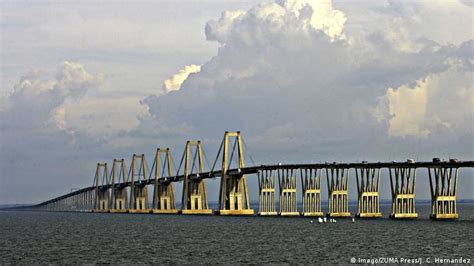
141 0 473 163
205 0 347 45
0 60 154 203
163 64 201 93
374 58 473 138
60 95 148 140
0 62 107 202
0 62 102 134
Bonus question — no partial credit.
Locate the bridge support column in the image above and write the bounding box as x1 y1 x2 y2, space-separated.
428 162 459 219
181 141 212 215
93 163 110 213
301 169 323 217
218 132 254 215
258 170 277 216
79 192 85 212
278 169 299 216
128 154 151 214
109 159 128 213
88 189 94 212
326 167 351 218
356 167 382 218
73 194 79 212
389 162 417 219
111 188 128 213
153 182 177 214
97 190 110 212
151 148 178 214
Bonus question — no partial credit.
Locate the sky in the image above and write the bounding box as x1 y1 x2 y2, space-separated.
0 0 473 204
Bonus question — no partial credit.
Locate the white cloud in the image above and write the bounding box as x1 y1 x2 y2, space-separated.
375 59 473 138
205 0 347 45
163 64 201 93
59 95 147 140
142 0 473 163
1 61 102 133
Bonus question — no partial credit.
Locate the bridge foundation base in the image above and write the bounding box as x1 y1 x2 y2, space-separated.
128 209 151 214
258 211 278 216
109 209 127 213
327 212 351 218
218 209 254 215
92 209 109 213
390 213 418 219
357 213 383 218
431 213 458 219
280 212 300 216
109 210 127 213
151 209 179 214
181 209 213 215
303 212 324 217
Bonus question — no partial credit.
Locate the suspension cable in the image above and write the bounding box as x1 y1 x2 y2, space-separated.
201 147 213 172
211 139 224 173
242 136 256 167
148 155 156 180
176 148 186 177
127 161 132 182
169 154 178 176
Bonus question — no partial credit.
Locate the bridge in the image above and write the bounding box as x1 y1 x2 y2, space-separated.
18 131 474 220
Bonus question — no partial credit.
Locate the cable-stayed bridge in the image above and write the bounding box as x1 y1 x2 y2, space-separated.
16 131 474 220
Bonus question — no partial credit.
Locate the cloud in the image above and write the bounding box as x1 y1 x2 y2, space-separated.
0 61 103 202
205 0 347 46
0 62 102 134
163 64 201 93
374 57 473 138
141 0 473 163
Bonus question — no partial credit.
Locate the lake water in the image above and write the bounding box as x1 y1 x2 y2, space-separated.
1 203 473 264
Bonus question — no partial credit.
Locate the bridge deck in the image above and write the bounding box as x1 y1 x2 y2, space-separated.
34 160 473 207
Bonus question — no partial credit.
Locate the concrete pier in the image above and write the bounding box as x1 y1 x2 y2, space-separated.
258 170 277 216
428 159 459 219
326 167 351 218
128 154 150 214
151 148 178 214
181 141 212 215
355 167 382 218
278 169 299 216
218 132 254 215
301 168 323 217
93 163 110 213
389 161 417 219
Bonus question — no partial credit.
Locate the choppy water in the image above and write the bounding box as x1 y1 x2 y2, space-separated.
1 203 473 264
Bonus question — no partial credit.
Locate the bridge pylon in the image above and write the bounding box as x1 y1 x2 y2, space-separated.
218 131 254 215
278 169 299 216
301 168 323 217
355 167 382 218
181 141 212 215
326 167 351 217
128 154 150 214
93 163 110 212
110 159 129 213
389 161 417 219
151 148 178 214
428 159 459 219
258 170 277 215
